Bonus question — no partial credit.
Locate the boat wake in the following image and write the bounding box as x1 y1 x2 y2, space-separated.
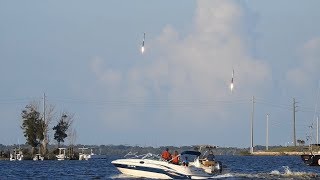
216 166 318 179
110 166 317 179
210 173 234 179
228 166 317 179
269 166 318 179
110 174 137 179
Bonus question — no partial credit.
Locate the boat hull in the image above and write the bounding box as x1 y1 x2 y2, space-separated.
116 166 173 179
301 154 320 166
112 159 212 179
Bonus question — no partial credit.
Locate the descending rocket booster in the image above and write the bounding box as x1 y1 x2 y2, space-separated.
230 69 234 92
141 32 145 54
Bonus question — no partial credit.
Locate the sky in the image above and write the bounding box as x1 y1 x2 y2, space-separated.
1 0 320 148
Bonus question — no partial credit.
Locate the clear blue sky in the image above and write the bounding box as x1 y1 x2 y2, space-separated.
1 0 320 148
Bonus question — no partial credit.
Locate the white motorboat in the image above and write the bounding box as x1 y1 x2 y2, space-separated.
10 148 23 161
112 151 221 179
79 147 90 160
56 148 67 161
195 145 223 174
33 154 44 161
88 149 107 160
79 148 107 160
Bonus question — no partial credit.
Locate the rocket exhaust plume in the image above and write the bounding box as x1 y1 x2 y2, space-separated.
141 32 145 54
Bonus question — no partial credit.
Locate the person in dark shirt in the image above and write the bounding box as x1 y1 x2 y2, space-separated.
182 156 189 166
206 150 215 161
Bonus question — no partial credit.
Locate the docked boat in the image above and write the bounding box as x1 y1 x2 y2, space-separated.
10 148 23 161
33 154 44 161
56 148 67 161
112 150 222 179
79 147 90 160
301 144 320 166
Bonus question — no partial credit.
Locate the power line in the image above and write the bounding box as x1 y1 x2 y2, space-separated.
1 96 319 113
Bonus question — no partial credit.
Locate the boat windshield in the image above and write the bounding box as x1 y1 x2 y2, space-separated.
180 151 201 162
124 152 161 160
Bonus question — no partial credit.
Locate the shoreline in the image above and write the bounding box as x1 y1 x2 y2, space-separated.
252 151 307 156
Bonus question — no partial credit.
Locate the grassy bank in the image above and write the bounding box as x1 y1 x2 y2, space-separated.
251 146 310 156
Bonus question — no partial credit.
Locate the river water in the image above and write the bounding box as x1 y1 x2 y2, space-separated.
0 155 319 179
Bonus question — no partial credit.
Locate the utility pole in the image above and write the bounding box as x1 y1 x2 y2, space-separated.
43 93 47 155
317 116 319 144
44 93 46 127
293 98 297 146
266 114 269 151
250 96 255 154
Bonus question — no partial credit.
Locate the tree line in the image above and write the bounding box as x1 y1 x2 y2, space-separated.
20 101 75 156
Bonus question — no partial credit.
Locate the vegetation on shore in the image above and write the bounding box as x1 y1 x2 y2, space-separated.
0 143 311 160
0 143 247 160
1 100 311 160
3 100 76 160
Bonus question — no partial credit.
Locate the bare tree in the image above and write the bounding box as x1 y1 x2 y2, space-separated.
62 112 76 159
68 128 77 146
41 104 55 156
67 128 77 159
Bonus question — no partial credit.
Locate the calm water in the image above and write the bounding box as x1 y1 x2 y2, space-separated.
0 156 319 179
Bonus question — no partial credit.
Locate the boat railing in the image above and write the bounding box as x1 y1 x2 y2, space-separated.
141 153 161 160
124 152 139 158
124 152 161 160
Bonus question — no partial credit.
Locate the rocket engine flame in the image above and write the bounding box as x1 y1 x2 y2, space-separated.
230 69 234 93
230 82 234 92
141 32 145 54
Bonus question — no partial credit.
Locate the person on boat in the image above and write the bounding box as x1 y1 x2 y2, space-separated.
182 156 189 166
206 150 215 161
161 148 172 161
171 150 180 165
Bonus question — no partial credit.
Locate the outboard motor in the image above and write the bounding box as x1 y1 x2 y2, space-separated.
194 157 201 168
213 161 222 173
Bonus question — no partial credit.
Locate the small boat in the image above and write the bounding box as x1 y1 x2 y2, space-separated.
196 145 223 174
112 150 222 179
56 148 67 161
88 148 107 160
301 144 320 166
10 148 23 161
79 148 107 160
79 147 90 160
33 154 44 161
